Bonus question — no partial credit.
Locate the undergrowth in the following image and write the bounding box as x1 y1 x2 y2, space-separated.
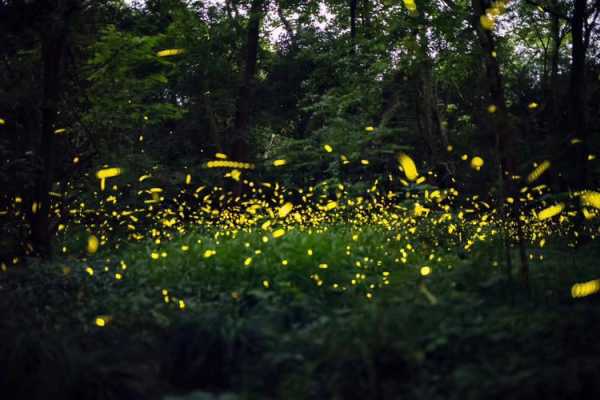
2 226 600 399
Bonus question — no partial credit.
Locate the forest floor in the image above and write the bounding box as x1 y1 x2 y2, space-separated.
2 225 600 400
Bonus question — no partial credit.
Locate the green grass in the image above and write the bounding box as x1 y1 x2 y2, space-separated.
2 224 600 399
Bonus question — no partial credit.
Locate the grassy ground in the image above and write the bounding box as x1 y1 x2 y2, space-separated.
2 223 600 400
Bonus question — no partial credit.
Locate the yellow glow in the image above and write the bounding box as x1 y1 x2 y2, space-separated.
527 161 551 183
156 48 185 57
323 144 333 153
273 159 287 166
571 279 600 298
273 228 285 238
278 202 294 218
397 152 418 181
203 249 216 258
87 235 99 254
325 201 337 211
470 156 484 170
207 160 255 169
480 15 495 30
420 266 432 276
96 167 122 179
227 169 241 181
537 203 565 220
581 192 600 209
403 0 416 12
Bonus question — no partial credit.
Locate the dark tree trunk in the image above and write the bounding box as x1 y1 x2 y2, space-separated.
361 0 371 36
29 6 70 257
415 32 446 164
232 0 263 162
547 8 561 126
230 0 264 195
277 4 296 47
350 0 358 41
567 0 588 189
470 0 515 194
470 0 528 289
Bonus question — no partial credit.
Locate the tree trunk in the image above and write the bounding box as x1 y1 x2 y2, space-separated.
567 0 587 190
230 0 264 195
470 0 515 192
470 0 528 288
361 0 372 36
547 8 561 127
415 32 446 164
350 0 358 41
29 7 70 257
232 0 263 161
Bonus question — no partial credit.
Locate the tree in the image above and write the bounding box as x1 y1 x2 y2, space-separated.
231 0 267 166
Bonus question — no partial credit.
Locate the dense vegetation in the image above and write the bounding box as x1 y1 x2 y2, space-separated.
1 0 599 398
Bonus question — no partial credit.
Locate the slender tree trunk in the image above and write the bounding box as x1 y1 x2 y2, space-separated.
470 0 528 288
567 0 588 189
232 0 263 161
231 0 264 195
277 4 296 47
415 32 446 164
547 9 560 125
350 0 358 41
29 8 70 256
361 0 372 36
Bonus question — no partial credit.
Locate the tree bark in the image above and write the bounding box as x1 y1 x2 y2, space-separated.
350 0 358 41
567 0 588 189
29 3 71 256
361 0 371 35
547 9 561 129
415 32 446 164
230 0 264 195
470 0 528 288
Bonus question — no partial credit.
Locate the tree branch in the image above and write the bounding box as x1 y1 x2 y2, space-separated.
525 0 569 21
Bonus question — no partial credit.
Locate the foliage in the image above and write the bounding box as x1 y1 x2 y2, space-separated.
2 227 600 399
1 0 600 399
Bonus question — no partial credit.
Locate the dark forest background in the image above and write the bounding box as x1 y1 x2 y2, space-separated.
1 2 600 399
1 0 599 257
